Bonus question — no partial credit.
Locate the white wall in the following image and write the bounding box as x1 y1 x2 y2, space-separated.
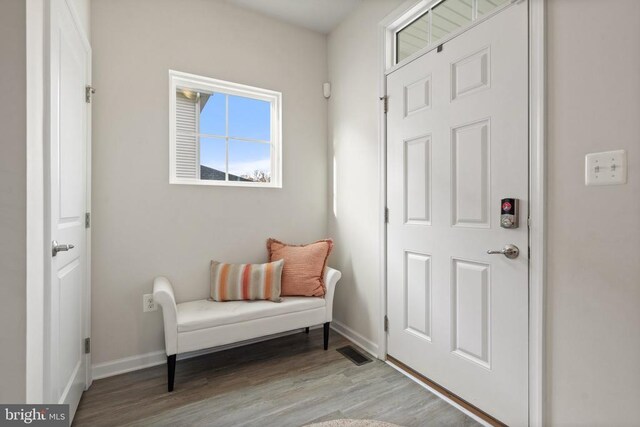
546 1 640 425
90 0 328 365
0 0 27 403
327 0 403 352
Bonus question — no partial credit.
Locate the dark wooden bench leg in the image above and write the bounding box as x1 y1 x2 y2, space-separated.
167 354 176 392
323 322 330 350
305 327 310 334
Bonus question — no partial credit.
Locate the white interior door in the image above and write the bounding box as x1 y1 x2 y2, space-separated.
47 0 90 419
386 3 528 425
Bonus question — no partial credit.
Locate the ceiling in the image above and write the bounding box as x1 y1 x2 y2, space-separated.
225 0 362 34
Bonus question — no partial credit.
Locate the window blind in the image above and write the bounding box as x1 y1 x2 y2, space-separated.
175 92 199 179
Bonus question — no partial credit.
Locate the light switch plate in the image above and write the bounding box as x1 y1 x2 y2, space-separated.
585 150 627 186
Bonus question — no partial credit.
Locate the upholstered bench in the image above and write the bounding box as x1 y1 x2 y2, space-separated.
153 267 341 391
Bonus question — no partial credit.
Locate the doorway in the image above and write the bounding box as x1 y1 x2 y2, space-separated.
384 2 528 425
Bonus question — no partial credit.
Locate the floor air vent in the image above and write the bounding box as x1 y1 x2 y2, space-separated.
337 346 372 366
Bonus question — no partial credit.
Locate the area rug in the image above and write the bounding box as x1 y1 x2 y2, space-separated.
305 420 403 427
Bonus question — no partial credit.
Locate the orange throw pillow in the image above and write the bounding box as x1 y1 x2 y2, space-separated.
267 238 333 297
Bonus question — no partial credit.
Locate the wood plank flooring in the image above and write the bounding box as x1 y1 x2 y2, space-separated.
73 329 480 427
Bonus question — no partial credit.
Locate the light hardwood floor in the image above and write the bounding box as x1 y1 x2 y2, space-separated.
74 329 480 427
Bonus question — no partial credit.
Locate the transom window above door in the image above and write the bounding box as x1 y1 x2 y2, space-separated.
169 70 282 187
395 0 509 64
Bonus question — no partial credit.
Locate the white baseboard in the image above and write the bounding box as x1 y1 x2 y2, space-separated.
91 327 320 380
92 322 377 381
330 320 379 358
92 350 166 380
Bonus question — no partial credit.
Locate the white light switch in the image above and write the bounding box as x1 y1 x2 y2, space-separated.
585 150 627 186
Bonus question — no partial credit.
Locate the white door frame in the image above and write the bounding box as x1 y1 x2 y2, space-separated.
377 1 545 425
25 0 93 402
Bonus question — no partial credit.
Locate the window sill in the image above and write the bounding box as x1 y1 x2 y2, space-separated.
169 178 282 189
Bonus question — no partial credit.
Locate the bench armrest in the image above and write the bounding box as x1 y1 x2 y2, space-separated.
324 267 342 322
153 276 178 356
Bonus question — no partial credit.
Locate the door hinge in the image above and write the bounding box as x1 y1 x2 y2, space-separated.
384 207 389 223
85 212 91 228
380 95 388 114
85 85 95 103
384 315 389 332
84 337 91 354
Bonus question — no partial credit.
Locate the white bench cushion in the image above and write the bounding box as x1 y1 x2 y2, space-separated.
176 296 326 333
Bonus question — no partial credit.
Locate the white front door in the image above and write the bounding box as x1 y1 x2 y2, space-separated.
47 0 91 419
386 3 528 425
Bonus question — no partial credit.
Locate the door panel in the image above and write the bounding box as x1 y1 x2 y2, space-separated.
451 119 490 227
386 3 528 425
451 258 490 368
451 47 490 101
404 76 432 116
57 260 83 394
48 0 90 419
404 136 431 224
405 251 432 340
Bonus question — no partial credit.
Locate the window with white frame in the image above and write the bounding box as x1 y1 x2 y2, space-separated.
169 70 282 187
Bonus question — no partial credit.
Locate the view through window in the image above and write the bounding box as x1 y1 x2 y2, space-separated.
170 71 282 187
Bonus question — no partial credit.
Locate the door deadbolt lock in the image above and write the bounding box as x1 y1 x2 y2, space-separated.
500 198 519 229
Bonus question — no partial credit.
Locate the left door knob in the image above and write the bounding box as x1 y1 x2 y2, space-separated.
52 240 75 256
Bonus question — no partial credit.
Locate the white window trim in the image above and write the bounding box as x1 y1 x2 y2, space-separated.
169 70 283 188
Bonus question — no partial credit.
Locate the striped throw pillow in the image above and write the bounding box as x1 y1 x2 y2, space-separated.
210 260 284 302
